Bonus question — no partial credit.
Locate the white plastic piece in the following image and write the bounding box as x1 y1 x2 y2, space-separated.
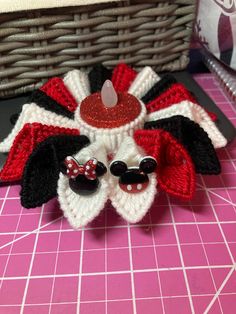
58 141 109 229
128 66 160 99
109 136 158 223
101 80 118 108
64 69 90 104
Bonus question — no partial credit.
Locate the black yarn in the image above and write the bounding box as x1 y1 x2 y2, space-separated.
21 134 90 209
142 74 177 104
10 113 20 125
29 90 74 119
88 64 112 93
144 116 221 175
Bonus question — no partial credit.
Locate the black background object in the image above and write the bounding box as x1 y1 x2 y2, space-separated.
0 94 30 168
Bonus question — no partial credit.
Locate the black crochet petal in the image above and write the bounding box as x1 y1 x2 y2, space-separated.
144 116 221 175
29 90 74 119
142 74 177 104
21 134 90 208
88 64 112 93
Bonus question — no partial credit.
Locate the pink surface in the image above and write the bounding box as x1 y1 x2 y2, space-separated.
0 74 236 313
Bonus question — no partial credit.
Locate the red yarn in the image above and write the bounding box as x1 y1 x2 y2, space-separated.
146 83 195 112
146 83 217 122
134 129 195 200
40 77 78 112
111 63 137 92
0 123 79 182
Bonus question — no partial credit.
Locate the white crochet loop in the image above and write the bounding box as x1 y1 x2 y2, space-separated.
0 103 77 153
74 100 147 153
109 136 158 223
58 141 109 229
64 69 90 104
128 66 160 99
146 100 227 149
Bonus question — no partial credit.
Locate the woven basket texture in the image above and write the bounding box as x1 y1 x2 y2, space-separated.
0 0 196 97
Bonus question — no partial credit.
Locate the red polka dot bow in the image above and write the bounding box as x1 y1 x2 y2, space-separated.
64 157 98 180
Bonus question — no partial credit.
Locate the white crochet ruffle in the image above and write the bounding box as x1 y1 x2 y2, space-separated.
146 100 227 149
109 136 158 223
128 66 160 99
0 103 76 153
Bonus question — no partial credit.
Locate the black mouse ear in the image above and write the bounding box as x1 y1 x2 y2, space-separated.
139 156 157 174
96 161 107 177
21 134 90 208
110 160 127 176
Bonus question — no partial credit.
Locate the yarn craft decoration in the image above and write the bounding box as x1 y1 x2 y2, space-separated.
0 63 227 228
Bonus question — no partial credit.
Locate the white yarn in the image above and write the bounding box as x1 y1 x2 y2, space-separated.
75 100 147 153
64 69 90 104
109 136 158 223
58 174 109 229
146 100 227 149
57 141 109 229
0 103 77 153
128 66 160 99
110 174 157 223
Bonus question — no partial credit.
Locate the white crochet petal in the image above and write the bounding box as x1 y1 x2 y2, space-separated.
110 173 157 223
0 103 77 153
64 69 90 104
128 66 160 99
146 100 227 149
58 175 109 229
109 136 158 223
57 141 109 229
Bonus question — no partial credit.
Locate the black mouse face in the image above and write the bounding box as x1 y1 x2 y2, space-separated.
61 157 107 196
69 175 100 195
110 157 157 194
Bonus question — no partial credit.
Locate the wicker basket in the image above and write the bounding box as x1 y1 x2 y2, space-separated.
0 0 196 97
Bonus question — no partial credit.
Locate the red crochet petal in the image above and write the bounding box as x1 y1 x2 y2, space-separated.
40 77 78 112
0 123 79 182
134 129 195 200
111 63 137 92
146 83 194 113
146 83 217 122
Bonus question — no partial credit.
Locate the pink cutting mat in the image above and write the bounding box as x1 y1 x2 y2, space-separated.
0 74 236 314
